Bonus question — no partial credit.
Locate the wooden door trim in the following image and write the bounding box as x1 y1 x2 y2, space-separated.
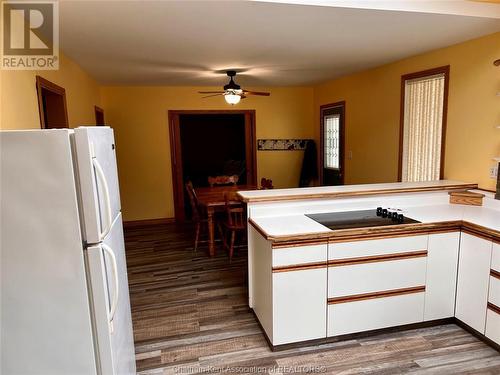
36 75 69 129
168 109 257 222
319 101 345 185
94 105 105 125
398 65 450 181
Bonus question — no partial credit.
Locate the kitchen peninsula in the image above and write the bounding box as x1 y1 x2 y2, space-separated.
238 181 500 351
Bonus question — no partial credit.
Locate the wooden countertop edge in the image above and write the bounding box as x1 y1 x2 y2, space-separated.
238 183 478 203
248 218 499 245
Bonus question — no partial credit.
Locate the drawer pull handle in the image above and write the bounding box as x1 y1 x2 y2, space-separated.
328 250 427 267
272 262 327 273
487 302 500 315
328 285 425 305
490 269 500 280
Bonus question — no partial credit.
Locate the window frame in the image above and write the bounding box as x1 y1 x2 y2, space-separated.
323 113 341 170
398 65 450 182
320 101 345 185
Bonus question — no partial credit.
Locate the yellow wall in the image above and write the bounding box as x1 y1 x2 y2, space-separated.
0 52 101 130
101 86 314 221
314 32 500 190
2 31 498 221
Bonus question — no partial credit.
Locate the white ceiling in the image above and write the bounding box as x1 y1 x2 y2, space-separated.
59 0 500 87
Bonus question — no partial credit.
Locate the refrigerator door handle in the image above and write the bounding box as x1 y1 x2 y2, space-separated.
92 157 113 241
102 243 119 323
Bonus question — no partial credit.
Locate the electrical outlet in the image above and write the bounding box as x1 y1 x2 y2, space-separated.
490 165 498 179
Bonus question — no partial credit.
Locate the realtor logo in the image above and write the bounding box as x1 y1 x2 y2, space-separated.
1 0 59 70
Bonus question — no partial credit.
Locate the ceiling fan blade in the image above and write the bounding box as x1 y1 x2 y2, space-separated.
198 91 225 94
243 91 270 96
201 94 223 99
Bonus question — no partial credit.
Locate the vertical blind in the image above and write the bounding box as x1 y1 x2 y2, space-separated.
401 73 445 182
324 114 340 169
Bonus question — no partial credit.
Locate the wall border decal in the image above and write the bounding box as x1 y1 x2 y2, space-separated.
257 139 312 151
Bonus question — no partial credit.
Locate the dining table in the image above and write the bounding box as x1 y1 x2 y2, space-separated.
195 184 256 257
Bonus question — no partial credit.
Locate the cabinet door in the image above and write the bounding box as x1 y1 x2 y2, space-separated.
455 233 492 333
424 232 460 321
272 267 327 345
485 309 500 345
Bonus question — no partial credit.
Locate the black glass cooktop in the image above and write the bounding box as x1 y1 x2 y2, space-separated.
305 209 420 230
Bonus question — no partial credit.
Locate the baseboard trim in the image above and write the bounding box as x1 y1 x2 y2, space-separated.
123 217 175 229
454 318 500 352
250 313 499 353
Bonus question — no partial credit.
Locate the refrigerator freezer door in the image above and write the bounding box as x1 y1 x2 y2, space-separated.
86 213 136 375
74 126 121 244
1 130 98 375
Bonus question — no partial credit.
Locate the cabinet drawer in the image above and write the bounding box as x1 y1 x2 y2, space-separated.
489 273 500 307
492 242 500 273
272 243 327 268
485 307 500 345
327 291 425 336
328 256 427 298
328 235 428 260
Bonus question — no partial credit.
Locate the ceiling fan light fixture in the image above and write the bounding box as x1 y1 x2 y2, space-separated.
224 93 241 105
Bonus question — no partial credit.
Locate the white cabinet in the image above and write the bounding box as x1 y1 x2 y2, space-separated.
455 233 492 333
492 242 500 273
273 243 326 267
485 309 500 345
424 232 460 320
328 235 428 260
328 257 426 298
327 235 427 337
489 275 500 308
271 242 328 345
273 267 327 345
327 292 425 336
486 242 500 345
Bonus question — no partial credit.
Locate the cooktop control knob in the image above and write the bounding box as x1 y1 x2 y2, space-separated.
376 207 405 223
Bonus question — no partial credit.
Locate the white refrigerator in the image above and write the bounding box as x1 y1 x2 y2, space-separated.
1 127 136 375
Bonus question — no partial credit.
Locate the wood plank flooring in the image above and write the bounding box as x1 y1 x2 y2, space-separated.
125 223 500 374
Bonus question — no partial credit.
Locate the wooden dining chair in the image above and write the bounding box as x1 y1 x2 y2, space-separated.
260 178 274 189
185 181 208 252
208 174 239 187
219 192 246 261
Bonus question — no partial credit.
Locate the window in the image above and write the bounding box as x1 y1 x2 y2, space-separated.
324 114 340 169
399 66 449 182
320 102 345 186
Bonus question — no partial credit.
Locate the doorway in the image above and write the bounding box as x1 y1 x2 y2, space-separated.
36 76 69 129
320 101 345 186
169 110 257 222
95 106 105 125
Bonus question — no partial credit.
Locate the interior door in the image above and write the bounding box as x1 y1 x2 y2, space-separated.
74 127 121 244
320 102 345 186
86 213 136 375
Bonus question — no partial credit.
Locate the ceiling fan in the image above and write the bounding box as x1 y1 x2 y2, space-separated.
198 70 270 105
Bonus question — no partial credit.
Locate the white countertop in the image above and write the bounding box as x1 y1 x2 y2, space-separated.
250 201 500 239
239 180 477 202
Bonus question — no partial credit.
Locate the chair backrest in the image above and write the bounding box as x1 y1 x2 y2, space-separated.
224 192 245 229
260 178 274 190
208 174 239 187
185 181 200 222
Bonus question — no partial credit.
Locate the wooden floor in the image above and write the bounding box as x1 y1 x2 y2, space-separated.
125 223 500 375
